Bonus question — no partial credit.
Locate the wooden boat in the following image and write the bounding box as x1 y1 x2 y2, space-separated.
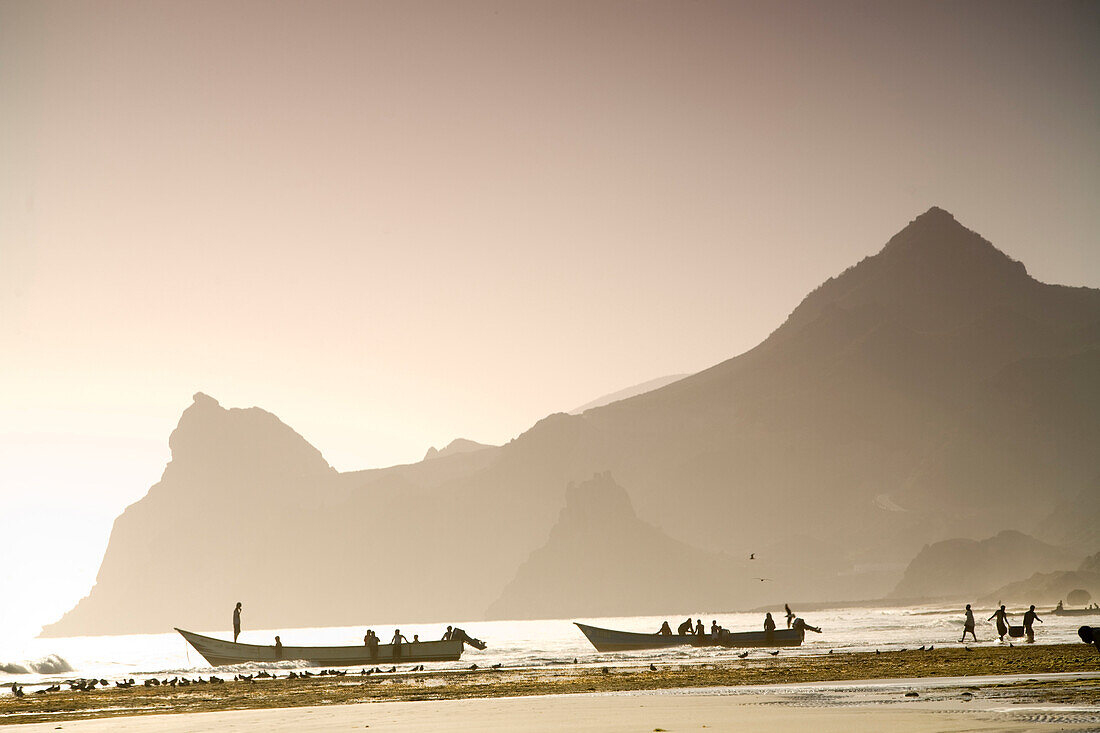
1051 607 1100 617
575 623 803 652
175 628 467 667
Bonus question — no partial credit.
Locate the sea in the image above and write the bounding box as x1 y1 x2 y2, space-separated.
2 605 1093 693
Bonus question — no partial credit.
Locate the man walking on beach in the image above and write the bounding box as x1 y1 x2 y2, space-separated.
961 604 977 642
233 602 242 643
1023 605 1043 643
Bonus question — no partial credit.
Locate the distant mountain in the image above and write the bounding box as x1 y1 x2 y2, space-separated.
980 551 1100 606
45 208 1100 636
424 438 494 461
486 472 751 620
568 375 689 414
891 530 1081 600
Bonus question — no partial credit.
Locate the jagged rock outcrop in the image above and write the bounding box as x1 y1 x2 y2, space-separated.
486 473 751 619
891 530 1082 600
423 438 493 461
44 208 1100 635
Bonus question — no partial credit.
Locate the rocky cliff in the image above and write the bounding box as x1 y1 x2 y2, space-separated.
44 208 1100 635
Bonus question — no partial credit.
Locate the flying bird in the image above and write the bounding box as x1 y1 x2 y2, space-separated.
749 553 755 560
753 577 771 582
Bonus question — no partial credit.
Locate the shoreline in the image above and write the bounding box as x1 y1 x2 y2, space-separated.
2 643 1098 726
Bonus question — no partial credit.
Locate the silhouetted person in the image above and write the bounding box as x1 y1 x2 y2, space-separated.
274 635 283 660
366 630 379 660
678 618 693 635
694 619 705 637
784 604 794 629
658 621 672 635
711 620 720 637
764 612 776 641
442 625 453 641
792 617 821 636
233 602 242 642
1056 600 1064 611
392 629 409 659
1023 605 1042 643
961 604 977 643
413 634 419 643
989 605 1010 641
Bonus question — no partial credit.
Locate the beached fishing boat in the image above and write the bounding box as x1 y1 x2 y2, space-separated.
175 628 475 667
575 623 803 652
1051 607 1100 617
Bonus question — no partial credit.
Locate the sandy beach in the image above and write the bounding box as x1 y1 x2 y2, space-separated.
6 676 1100 732
3 643 1099 730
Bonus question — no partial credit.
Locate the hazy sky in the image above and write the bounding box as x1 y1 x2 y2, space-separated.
1 0 1098 638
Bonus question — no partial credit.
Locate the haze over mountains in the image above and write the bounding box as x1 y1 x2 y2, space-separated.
44 208 1100 636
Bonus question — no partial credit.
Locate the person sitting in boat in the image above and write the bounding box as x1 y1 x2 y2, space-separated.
392 629 409 658
274 635 283 660
412 634 420 643
792 617 822 636
1057 600 1064 611
694 619 705 637
442 626 453 641
677 618 693 635
658 621 672 635
711 620 720 637
764 612 776 639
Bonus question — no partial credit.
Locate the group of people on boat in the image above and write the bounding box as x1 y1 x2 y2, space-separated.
961 603 1043 643
657 604 821 641
1056 600 1100 611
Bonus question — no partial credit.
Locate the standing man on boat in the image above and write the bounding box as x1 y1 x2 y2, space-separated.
989 605 1011 641
233 602 242 643
274 635 283 660
391 628 409 659
961 604 977 642
1023 605 1043 643
764 612 776 642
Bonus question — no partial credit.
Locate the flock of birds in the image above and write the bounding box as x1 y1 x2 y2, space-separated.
5 662 504 699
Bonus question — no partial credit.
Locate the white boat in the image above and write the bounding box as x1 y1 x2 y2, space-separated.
175 628 472 666
575 623 804 652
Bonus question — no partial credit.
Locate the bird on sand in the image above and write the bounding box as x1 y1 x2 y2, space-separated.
737 651 749 659
768 650 779 656
965 647 973 652
649 664 657 671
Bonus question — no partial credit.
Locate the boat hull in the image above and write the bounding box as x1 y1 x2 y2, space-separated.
575 623 803 652
1051 608 1100 617
175 628 464 667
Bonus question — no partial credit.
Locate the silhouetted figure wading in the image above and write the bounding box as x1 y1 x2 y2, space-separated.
1023 605 1043 643
233 602 242 643
989 605 1010 641
961 604 977 643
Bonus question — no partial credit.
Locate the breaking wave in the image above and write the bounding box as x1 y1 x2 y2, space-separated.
0 654 73 675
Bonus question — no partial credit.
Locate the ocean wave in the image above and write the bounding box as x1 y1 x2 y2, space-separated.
0 654 73 675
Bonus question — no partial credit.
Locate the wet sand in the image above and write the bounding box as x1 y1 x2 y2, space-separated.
2 643 1098 727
